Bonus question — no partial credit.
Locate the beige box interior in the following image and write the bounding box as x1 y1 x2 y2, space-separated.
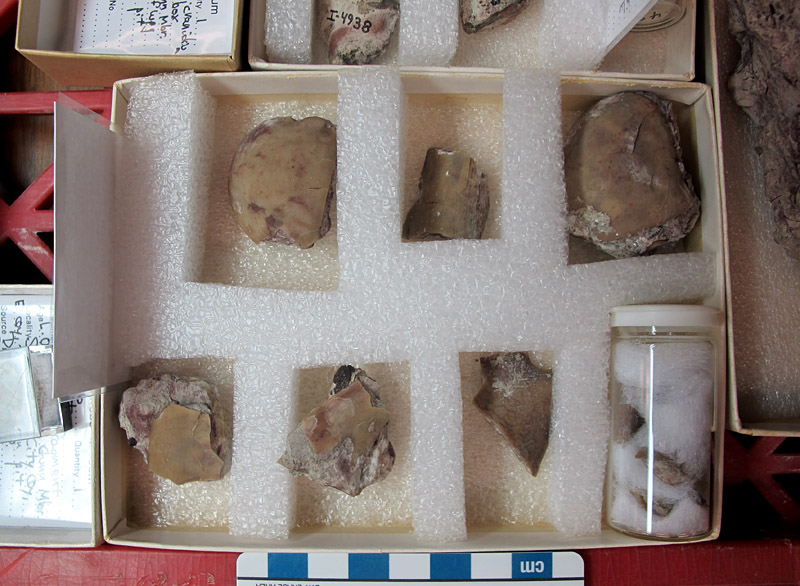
0 283 101 547
15 0 245 88
703 0 800 436
96 71 725 551
248 0 697 81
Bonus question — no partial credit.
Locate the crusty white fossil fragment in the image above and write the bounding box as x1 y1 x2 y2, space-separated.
279 366 395 496
320 0 400 65
403 147 489 241
461 0 531 33
565 92 700 259
118 374 231 485
229 116 336 249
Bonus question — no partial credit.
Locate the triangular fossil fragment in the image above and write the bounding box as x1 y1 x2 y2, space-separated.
474 352 552 476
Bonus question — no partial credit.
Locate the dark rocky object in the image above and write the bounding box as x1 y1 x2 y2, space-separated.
229 117 337 249
565 91 700 258
461 0 531 33
278 366 395 496
635 448 689 486
118 374 231 484
474 352 552 476
729 0 800 258
403 147 490 241
320 0 400 65
631 489 677 518
615 403 645 443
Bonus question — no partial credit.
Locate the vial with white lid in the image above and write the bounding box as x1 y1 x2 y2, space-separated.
605 304 723 540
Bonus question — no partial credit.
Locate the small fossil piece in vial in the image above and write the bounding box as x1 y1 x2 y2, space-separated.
403 147 490 241
320 0 400 65
565 92 700 258
635 448 690 487
473 352 552 476
278 366 395 496
229 116 337 249
118 374 231 484
461 0 531 34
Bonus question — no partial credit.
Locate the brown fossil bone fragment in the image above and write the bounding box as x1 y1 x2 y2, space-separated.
473 352 552 476
729 0 800 258
229 116 337 249
461 0 531 34
403 147 490 241
565 91 700 258
320 0 400 65
635 448 689 486
118 374 231 484
278 366 395 496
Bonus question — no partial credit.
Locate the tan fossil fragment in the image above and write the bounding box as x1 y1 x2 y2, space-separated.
147 404 225 485
403 147 490 241
229 116 337 249
474 352 552 476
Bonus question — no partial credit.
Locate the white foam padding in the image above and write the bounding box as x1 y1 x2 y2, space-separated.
264 0 314 64
398 0 458 66
115 70 720 542
538 0 609 71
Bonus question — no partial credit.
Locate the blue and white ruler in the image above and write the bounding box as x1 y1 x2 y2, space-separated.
237 552 583 586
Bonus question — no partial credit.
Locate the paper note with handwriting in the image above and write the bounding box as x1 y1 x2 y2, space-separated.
73 0 235 55
0 422 93 528
0 295 52 352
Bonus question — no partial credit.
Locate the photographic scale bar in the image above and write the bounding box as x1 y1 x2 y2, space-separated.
237 552 584 586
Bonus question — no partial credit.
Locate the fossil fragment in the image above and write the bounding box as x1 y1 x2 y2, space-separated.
615 403 645 443
631 489 677 518
148 404 226 485
565 91 700 258
118 374 231 484
403 147 490 241
229 116 337 249
729 0 800 258
320 0 400 65
474 352 552 476
635 448 689 487
461 0 531 34
278 366 395 496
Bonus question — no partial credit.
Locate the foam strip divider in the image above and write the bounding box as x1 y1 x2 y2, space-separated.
538 0 609 71
398 0 459 67
229 356 296 539
264 0 314 64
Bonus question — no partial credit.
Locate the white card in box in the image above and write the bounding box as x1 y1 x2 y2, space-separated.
0 286 100 547
52 70 725 550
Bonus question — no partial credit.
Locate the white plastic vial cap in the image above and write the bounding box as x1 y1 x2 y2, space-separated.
610 304 724 328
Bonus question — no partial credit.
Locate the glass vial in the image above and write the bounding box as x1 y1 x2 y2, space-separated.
605 305 722 540
633 1 686 32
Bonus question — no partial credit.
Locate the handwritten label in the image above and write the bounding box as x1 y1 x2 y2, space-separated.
73 0 235 56
0 424 93 528
604 0 658 51
0 295 52 351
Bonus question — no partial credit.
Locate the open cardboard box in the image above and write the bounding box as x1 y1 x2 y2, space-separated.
47 70 727 550
702 0 800 436
248 0 697 81
15 0 245 88
0 285 101 547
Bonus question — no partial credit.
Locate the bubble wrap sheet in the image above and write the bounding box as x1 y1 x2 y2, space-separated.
116 69 718 542
264 0 314 64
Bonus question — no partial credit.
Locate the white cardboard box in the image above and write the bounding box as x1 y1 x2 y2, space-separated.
249 0 697 81
0 285 101 547
703 0 800 436
53 71 729 550
16 0 245 88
